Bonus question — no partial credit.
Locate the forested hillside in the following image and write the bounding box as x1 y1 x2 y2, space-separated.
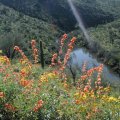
0 0 120 31
0 0 120 71
0 3 61 60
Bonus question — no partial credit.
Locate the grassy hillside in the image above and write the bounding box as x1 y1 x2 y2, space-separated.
0 38 120 120
0 3 61 61
0 0 120 31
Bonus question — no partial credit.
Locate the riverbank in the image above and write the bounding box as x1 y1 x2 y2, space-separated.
70 48 120 86
69 18 120 75
83 43 119 73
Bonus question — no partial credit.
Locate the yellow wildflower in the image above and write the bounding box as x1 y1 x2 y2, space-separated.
74 92 79 97
108 97 119 102
82 94 87 99
47 73 56 79
39 72 58 83
39 73 48 83
0 56 10 64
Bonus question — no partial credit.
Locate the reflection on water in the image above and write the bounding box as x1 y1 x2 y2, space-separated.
70 48 120 86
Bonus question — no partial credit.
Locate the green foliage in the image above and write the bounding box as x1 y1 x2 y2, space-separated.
0 0 120 31
88 19 120 73
0 3 61 60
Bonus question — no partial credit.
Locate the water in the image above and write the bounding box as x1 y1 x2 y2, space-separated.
70 48 120 86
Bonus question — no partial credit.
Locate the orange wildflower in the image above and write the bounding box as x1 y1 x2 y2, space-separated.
59 34 68 55
5 103 16 111
63 33 67 39
33 100 43 112
31 40 36 46
71 37 76 43
31 40 38 63
19 79 31 87
50 53 58 66
80 75 88 80
0 92 4 98
14 46 20 51
75 100 80 104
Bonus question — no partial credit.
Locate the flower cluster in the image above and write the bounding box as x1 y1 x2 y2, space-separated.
39 72 57 83
0 56 10 65
0 92 4 98
19 78 32 87
50 53 58 66
102 95 120 103
14 46 32 69
95 64 103 87
63 37 76 67
80 64 104 81
33 100 43 112
5 103 16 112
14 46 27 60
59 33 67 55
50 34 77 71
31 40 39 64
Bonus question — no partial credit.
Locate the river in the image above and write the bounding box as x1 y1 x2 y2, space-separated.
70 48 120 87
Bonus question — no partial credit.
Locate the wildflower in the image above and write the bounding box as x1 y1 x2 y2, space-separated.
53 70 59 75
63 33 67 39
74 92 79 97
20 70 26 77
50 53 58 66
40 75 48 83
0 56 6 63
14 46 20 51
0 92 4 98
75 100 80 104
59 34 68 55
19 79 31 87
82 94 87 100
31 40 38 63
0 56 10 64
31 40 36 46
108 97 119 102
14 46 29 63
47 72 57 79
84 86 89 92
63 81 68 88
5 103 16 111
80 75 87 80
33 100 43 112
71 37 76 43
